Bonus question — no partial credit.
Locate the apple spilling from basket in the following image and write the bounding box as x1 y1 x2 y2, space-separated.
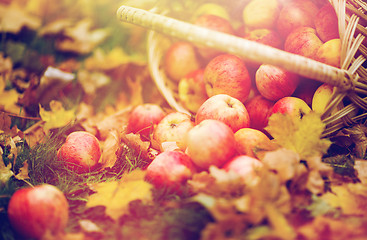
6 0 346 238
143 0 346 189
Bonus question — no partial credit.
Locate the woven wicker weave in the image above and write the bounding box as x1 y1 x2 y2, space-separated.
117 0 367 137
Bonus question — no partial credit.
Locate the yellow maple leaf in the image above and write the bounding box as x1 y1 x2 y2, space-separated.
265 112 331 159
0 2 41 33
321 183 367 215
86 169 153 220
39 100 76 131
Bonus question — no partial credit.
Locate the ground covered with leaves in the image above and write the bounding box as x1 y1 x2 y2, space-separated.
2 0 367 239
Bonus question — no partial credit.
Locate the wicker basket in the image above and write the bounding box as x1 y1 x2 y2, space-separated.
117 0 367 137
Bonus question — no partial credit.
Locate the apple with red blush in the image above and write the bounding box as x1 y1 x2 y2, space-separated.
242 0 281 29
284 27 323 60
127 103 166 138
245 95 274 131
151 112 194 151
146 150 196 191
292 78 321 107
256 64 300 101
193 14 235 60
276 0 319 38
204 54 252 103
7 184 69 239
163 41 201 82
270 96 311 119
314 3 339 42
195 94 250 133
57 131 102 173
234 128 271 157
186 119 236 170
178 69 208 113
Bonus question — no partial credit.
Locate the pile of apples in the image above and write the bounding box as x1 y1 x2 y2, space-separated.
130 0 343 190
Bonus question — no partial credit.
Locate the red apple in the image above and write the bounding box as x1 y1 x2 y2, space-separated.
242 0 281 29
204 54 252 103
163 41 201 82
178 69 208 113
284 27 323 60
245 95 274 131
7 184 69 239
276 0 319 38
234 128 271 157
186 119 236 170
270 96 312 119
243 28 283 49
314 3 339 42
57 131 102 173
194 14 235 60
127 103 166 138
195 94 250 133
222 155 264 184
151 112 195 151
146 150 196 190
256 64 300 101
292 78 321 107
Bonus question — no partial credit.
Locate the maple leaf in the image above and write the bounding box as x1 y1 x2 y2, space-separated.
86 169 153 220
55 19 110 54
14 160 30 181
39 100 76 131
0 2 41 33
321 182 367 215
265 112 332 159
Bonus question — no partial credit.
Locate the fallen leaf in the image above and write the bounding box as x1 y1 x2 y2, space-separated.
77 70 110 95
55 19 110 54
14 160 30 181
0 2 41 33
265 112 331 159
321 183 367 215
84 47 146 72
86 169 153 220
0 148 14 187
39 100 76 131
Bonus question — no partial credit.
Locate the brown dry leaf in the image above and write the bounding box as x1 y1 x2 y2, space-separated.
0 2 41 33
24 122 46 148
121 132 152 162
86 169 153 221
39 100 76 131
55 19 110 54
100 130 120 169
321 182 367 215
14 160 30 181
342 125 367 158
0 52 12 83
265 112 331 159
126 76 144 107
77 69 110 95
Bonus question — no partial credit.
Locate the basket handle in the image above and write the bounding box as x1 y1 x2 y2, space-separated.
116 5 355 90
